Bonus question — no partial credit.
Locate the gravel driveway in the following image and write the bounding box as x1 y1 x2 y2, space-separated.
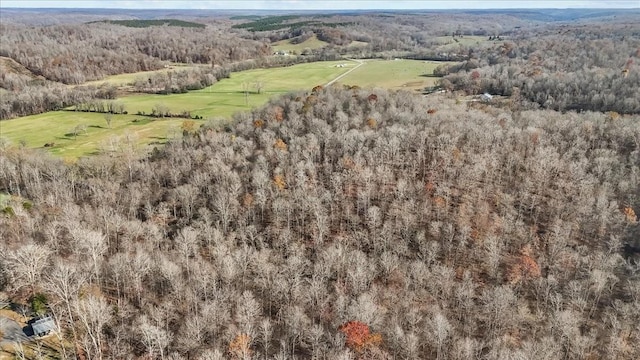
0 315 29 346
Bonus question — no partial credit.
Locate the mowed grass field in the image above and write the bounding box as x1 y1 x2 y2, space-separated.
0 111 187 160
1 59 447 159
335 59 446 91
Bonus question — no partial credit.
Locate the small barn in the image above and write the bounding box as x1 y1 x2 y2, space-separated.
31 316 56 337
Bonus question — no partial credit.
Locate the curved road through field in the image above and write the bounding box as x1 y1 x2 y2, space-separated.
325 59 364 86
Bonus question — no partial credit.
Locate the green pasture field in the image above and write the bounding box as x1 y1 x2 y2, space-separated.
271 35 329 53
0 111 188 160
336 59 446 91
1 59 447 159
1 60 353 159
433 35 491 50
118 60 354 118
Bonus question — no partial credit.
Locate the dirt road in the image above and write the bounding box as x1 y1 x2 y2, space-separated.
325 59 364 86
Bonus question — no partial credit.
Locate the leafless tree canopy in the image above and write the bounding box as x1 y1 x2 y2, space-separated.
2 84 639 358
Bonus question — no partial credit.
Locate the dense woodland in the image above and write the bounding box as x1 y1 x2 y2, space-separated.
1 8 640 360
2 86 640 359
438 23 640 114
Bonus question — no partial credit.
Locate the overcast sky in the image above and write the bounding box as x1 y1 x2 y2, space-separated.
1 0 638 9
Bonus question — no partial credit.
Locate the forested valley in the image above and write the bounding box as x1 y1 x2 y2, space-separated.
1 7 640 360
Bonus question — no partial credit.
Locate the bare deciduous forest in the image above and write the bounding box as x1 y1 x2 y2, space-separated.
1 7 640 360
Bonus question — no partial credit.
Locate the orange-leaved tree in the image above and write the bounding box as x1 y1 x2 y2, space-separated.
339 321 382 352
274 139 288 152
624 206 637 223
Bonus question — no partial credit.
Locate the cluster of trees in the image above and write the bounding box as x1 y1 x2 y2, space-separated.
0 82 117 120
1 87 639 359
438 22 640 114
130 67 228 95
315 28 351 46
0 20 272 119
73 99 125 114
0 22 269 84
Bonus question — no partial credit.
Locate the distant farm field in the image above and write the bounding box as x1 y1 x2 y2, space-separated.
336 59 446 91
1 59 447 159
434 35 492 50
271 35 329 53
118 60 355 118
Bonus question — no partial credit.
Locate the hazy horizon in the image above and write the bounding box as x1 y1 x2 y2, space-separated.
1 0 638 10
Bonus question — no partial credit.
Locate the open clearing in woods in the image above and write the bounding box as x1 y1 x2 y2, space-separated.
1 59 446 159
334 59 447 91
270 34 329 53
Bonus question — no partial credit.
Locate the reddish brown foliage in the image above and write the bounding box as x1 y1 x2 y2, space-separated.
273 174 286 190
507 250 542 284
273 106 285 122
427 108 437 114
530 131 540 145
366 118 377 129
229 333 252 359
274 138 287 151
242 193 254 208
253 119 265 128
424 181 436 195
368 93 378 102
342 156 356 170
434 196 447 208
312 85 324 94
339 321 382 352
624 206 637 223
